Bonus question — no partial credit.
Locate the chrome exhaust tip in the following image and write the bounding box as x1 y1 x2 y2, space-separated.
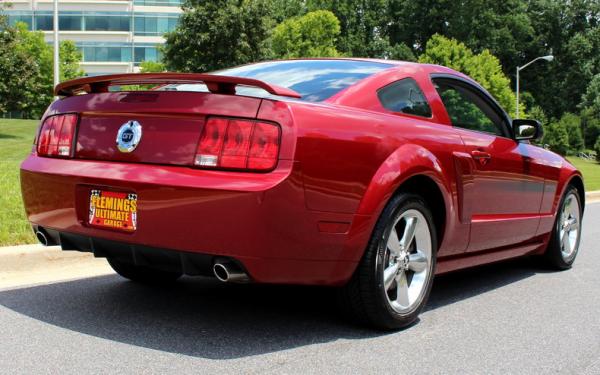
213 261 250 283
35 230 49 246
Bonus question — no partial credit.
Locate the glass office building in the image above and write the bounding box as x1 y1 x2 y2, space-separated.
5 0 182 75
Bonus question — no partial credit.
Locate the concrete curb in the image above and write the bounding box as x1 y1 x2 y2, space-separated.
0 245 99 272
586 190 600 202
0 244 112 290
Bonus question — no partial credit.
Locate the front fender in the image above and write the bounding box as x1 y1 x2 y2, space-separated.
555 166 585 214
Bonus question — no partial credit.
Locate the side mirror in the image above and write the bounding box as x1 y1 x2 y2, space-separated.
513 119 543 141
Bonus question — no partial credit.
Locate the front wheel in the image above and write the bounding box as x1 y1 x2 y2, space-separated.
544 186 583 270
339 193 437 330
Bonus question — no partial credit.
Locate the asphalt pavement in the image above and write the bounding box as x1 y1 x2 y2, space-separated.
1 202 599 374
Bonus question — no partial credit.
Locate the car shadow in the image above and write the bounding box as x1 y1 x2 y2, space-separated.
0 133 19 139
0 257 540 359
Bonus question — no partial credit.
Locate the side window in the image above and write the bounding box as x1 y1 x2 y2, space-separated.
433 79 505 136
377 78 432 118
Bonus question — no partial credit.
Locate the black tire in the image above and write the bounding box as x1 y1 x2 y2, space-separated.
107 257 182 284
543 185 583 270
338 193 437 330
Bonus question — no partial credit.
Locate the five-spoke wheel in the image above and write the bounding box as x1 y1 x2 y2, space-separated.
339 193 436 330
558 192 581 261
544 185 583 270
381 209 432 314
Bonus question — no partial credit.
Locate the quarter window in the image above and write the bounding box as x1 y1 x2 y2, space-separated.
377 78 432 118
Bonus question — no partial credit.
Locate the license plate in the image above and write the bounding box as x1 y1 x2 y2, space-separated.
89 189 137 232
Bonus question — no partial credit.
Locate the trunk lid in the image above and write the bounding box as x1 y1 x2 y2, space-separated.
70 91 263 166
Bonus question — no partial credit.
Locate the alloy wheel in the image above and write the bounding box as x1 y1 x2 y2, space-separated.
559 192 581 261
380 209 432 314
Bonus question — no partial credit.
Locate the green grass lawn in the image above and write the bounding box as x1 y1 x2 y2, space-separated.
0 118 599 246
0 119 38 246
567 156 600 192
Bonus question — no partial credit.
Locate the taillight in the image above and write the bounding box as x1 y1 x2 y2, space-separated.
37 114 78 157
195 117 281 171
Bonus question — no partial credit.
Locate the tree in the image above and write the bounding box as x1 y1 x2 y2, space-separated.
13 23 83 118
12 22 54 117
306 0 390 58
558 27 600 117
418 34 518 116
595 137 600 162
385 0 600 120
271 10 340 58
580 76 600 148
381 42 416 62
0 14 40 117
0 18 83 118
388 0 536 69
269 0 306 23
580 74 600 118
543 120 570 156
140 60 166 73
581 108 600 150
163 0 273 72
557 113 584 153
521 0 600 119
527 105 548 125
59 41 84 82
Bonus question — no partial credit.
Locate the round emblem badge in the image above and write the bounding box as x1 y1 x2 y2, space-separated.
116 120 142 153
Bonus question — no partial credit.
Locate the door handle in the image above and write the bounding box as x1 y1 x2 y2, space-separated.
471 150 491 166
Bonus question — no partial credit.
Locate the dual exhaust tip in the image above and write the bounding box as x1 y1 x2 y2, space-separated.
35 228 55 246
213 261 249 283
35 231 49 246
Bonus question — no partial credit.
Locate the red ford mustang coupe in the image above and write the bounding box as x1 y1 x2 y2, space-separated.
21 59 585 329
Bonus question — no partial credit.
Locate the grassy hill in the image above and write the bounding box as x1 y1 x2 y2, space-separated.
0 119 39 245
566 157 600 192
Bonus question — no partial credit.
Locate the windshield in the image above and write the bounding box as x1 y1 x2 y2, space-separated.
161 59 393 101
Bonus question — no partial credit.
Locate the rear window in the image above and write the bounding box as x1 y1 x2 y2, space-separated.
162 60 393 101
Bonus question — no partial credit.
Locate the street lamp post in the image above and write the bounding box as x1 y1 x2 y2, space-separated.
515 55 554 118
53 0 59 94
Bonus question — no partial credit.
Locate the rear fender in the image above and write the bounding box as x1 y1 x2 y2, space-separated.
357 143 451 218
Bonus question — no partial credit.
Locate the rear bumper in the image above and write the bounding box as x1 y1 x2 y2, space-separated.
20 155 373 285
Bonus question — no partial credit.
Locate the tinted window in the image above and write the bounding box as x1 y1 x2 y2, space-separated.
165 60 393 101
433 79 504 136
377 78 432 117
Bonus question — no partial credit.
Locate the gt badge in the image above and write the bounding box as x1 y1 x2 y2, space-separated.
116 120 142 153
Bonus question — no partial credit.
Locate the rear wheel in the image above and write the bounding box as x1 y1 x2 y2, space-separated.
544 186 583 270
107 257 182 284
339 193 437 330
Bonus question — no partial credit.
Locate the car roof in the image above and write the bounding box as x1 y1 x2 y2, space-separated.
271 57 465 76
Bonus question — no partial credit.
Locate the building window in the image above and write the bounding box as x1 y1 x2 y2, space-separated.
134 0 182 6
79 43 160 63
35 15 53 31
134 14 179 35
60 15 83 31
134 46 161 63
8 14 34 29
85 14 130 32
8 11 180 34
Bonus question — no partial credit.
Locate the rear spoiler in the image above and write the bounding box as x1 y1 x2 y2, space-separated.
54 73 302 99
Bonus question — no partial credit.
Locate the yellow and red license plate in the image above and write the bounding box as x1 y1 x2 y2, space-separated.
89 189 137 232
